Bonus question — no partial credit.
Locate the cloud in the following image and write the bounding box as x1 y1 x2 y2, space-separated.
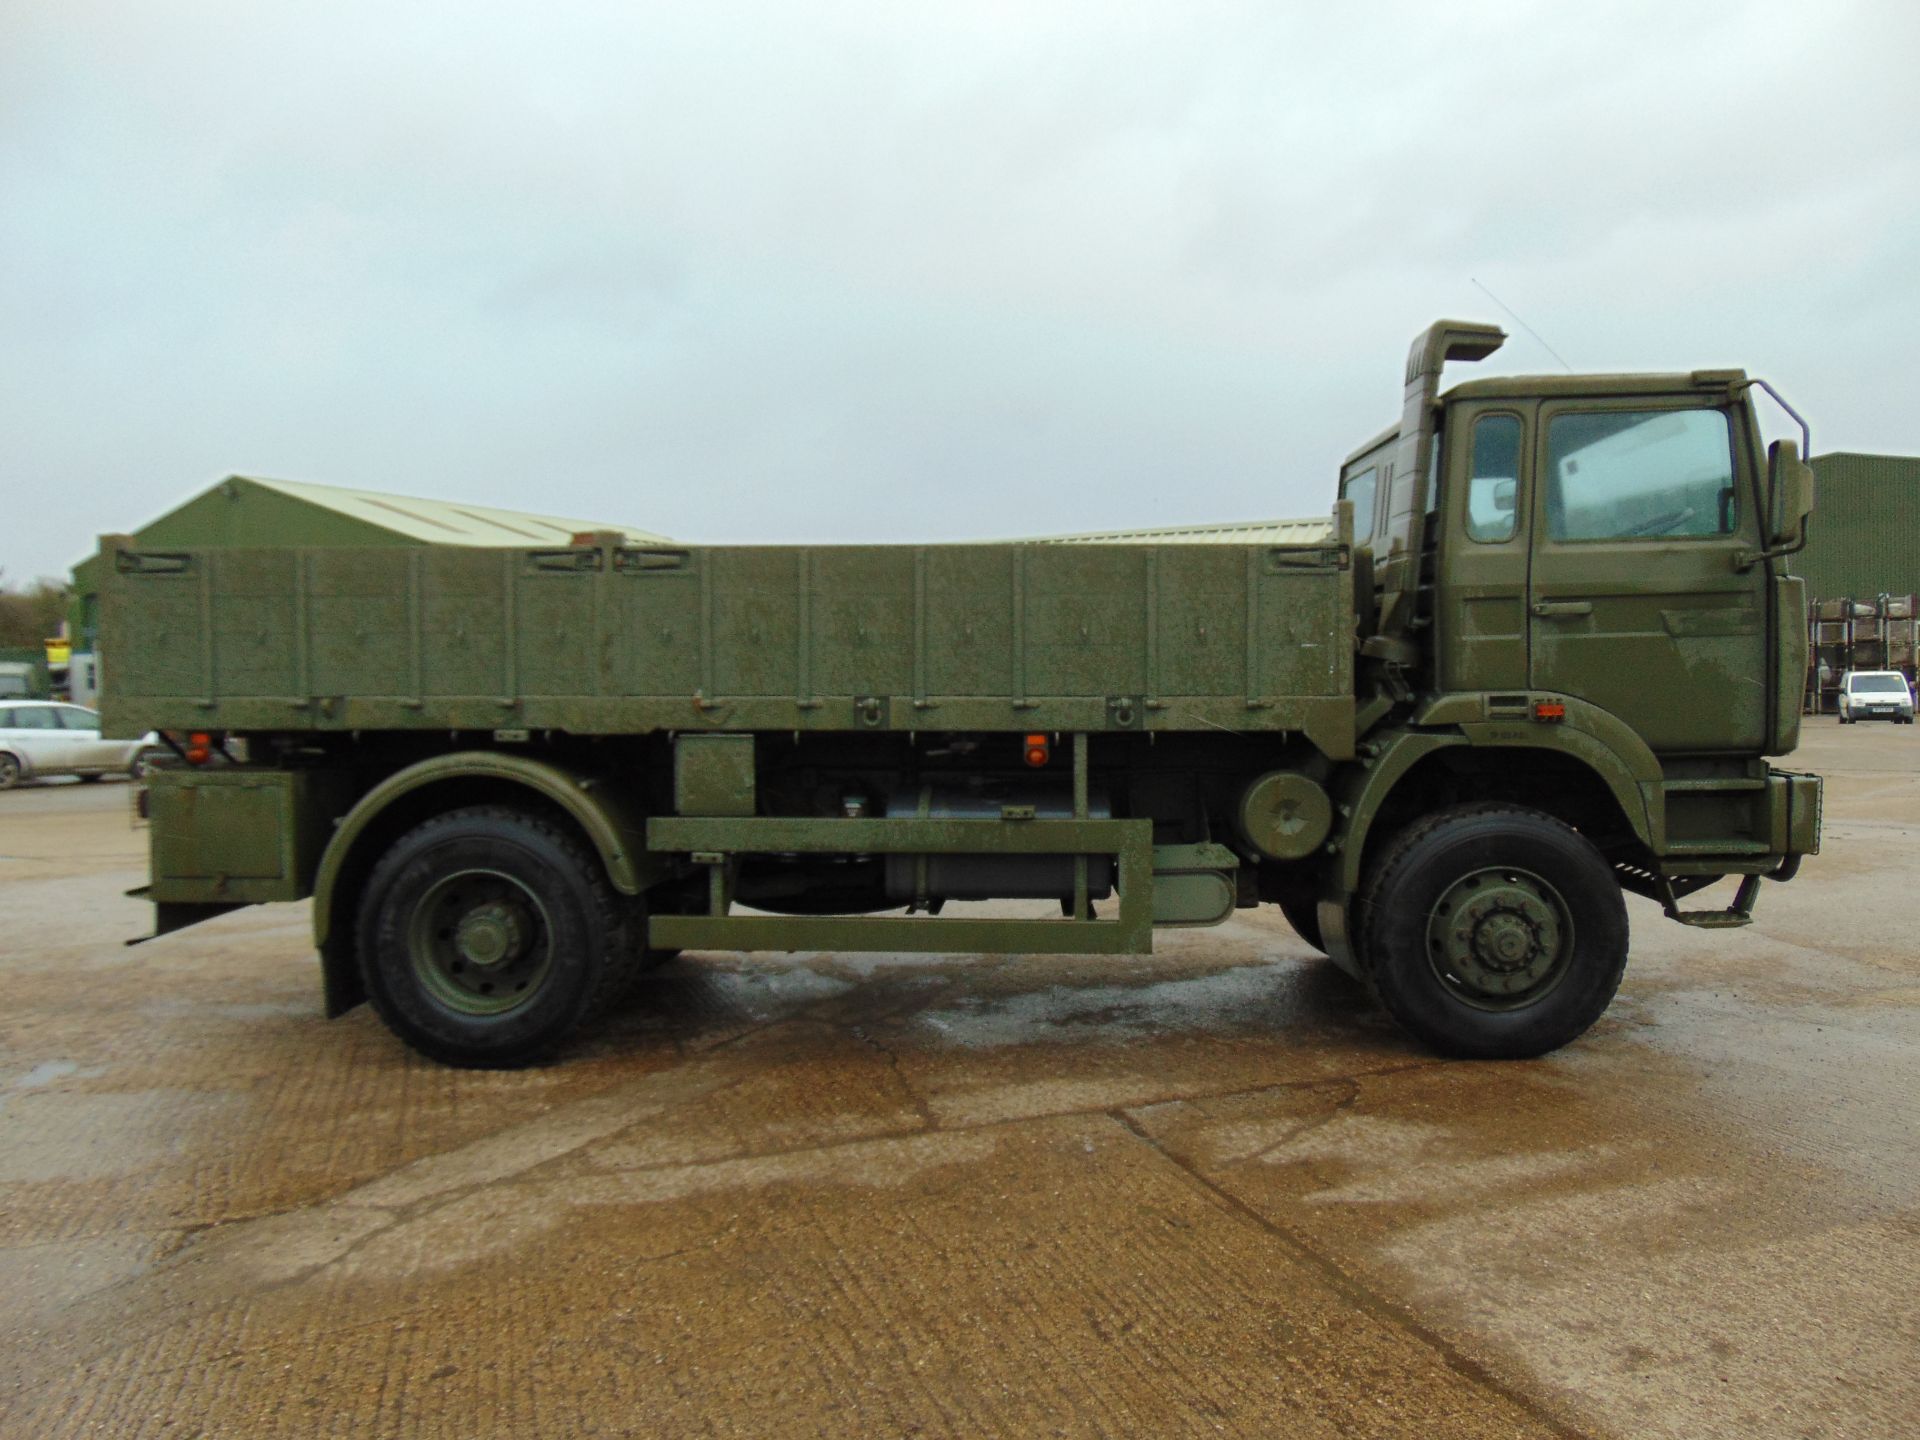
1 0 1916 577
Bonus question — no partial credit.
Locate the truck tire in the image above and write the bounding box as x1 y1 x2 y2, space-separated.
1357 803 1627 1059
356 805 636 1067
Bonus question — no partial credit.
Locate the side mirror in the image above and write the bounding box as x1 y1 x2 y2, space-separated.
1767 439 1814 548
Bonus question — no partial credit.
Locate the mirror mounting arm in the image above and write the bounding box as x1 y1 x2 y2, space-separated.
1736 377 1812 459
1733 534 1808 573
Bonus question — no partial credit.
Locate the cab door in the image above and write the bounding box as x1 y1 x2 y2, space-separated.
1526 401 1768 752
1435 399 1536 693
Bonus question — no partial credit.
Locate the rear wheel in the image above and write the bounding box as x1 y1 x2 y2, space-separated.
357 805 636 1067
1359 803 1627 1059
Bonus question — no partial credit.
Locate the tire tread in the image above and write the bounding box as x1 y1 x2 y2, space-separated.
358 803 638 1067
1358 802 1628 1058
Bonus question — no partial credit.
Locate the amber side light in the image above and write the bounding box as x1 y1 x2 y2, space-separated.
1023 733 1050 767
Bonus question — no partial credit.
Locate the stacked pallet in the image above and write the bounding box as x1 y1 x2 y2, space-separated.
1806 595 1919 713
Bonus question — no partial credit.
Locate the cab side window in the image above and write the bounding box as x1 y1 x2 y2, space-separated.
1466 414 1521 542
1344 466 1378 544
1545 409 1736 541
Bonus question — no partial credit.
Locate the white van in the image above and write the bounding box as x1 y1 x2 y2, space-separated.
1838 670 1915 725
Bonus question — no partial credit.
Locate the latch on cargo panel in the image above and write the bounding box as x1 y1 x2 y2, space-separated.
855 695 889 728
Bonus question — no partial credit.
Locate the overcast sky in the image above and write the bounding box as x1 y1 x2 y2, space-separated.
3 1 1917 582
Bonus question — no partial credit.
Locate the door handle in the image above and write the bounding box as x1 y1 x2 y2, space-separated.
1531 600 1594 617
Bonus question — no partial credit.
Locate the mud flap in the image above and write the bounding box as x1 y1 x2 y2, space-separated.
1317 896 1364 981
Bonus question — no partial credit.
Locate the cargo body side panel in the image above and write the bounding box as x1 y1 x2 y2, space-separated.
100 535 1358 754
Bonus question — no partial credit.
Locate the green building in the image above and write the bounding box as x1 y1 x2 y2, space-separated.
1793 453 1920 603
70 474 666 657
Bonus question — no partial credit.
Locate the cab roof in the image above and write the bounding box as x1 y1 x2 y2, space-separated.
1342 369 1750 467
1441 369 1747 402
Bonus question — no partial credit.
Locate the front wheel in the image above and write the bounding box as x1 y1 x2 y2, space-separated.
1358 803 1628 1059
0 753 19 790
357 805 637 1067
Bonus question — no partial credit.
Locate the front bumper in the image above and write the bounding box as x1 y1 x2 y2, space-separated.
1769 768 1823 860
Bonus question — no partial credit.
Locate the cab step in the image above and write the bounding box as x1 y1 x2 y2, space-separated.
1656 873 1761 928
1661 838 1772 856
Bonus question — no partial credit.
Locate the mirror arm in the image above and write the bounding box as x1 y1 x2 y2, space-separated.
1735 526 1810 572
1737 377 1811 460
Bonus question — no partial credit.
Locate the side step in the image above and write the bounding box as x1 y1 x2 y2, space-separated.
646 815 1157 955
1655 873 1761 929
1660 838 1772 856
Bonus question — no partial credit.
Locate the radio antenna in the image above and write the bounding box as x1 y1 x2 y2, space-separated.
1471 278 1574 372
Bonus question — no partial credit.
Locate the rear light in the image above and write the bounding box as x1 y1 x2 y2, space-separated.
1533 701 1566 723
186 731 213 765
1023 733 1051 768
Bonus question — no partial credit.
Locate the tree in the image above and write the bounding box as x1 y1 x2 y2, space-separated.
0 572 69 650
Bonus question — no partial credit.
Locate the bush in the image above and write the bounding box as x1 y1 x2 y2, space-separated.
0 575 69 649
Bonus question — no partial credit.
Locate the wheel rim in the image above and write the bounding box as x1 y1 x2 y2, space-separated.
0 757 17 788
405 868 554 1017
1425 865 1574 1011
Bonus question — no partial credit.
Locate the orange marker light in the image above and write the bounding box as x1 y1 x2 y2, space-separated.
1023 733 1050 767
187 731 213 764
1533 701 1566 723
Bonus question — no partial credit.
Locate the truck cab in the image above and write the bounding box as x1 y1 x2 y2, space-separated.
1329 324 1818 968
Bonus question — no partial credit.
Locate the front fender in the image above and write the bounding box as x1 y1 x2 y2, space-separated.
1403 692 1666 867
1318 697 1666 975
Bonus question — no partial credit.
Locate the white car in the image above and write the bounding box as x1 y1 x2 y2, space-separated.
1838 670 1916 725
0 702 163 789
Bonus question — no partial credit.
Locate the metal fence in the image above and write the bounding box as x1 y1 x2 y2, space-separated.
1805 594 1917 713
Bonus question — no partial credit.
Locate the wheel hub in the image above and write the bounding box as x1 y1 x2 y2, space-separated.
1427 869 1570 1005
453 902 527 968
407 870 553 1017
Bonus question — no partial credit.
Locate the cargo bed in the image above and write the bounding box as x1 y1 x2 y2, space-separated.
99 519 1357 756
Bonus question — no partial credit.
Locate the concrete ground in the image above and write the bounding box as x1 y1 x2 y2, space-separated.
0 717 1914 1439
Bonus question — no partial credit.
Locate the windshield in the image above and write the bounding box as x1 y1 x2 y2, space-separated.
1545 408 1736 540
1849 674 1908 694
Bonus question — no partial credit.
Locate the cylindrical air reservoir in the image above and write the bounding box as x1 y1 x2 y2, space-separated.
1236 771 1332 861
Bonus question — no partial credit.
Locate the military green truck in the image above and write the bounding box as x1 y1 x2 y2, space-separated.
101 320 1822 1067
